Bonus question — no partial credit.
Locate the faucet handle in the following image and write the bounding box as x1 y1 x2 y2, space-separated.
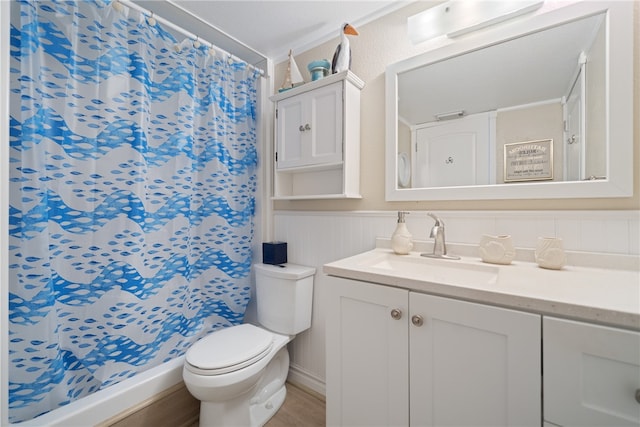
422 212 460 260
427 212 444 226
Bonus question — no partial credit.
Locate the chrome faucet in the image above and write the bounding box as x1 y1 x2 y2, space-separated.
421 213 460 260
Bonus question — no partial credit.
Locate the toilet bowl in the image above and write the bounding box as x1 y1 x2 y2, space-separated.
183 263 315 427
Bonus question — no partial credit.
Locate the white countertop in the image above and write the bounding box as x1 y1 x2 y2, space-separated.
323 241 640 330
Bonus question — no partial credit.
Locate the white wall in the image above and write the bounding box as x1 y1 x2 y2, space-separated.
272 1 639 211
275 209 640 395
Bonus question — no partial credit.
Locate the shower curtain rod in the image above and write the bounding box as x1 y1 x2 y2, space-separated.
116 0 265 76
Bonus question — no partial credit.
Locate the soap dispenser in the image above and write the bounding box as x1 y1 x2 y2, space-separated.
391 211 413 255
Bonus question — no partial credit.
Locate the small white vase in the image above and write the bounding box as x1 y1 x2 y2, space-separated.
535 237 566 270
479 235 515 265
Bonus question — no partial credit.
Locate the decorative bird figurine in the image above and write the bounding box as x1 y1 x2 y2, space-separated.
331 23 359 74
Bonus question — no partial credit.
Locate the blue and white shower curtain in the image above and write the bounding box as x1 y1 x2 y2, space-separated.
8 0 260 422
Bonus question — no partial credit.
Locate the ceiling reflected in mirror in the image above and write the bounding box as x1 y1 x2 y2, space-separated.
398 13 604 127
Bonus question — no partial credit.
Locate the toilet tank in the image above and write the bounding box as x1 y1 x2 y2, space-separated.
254 263 316 335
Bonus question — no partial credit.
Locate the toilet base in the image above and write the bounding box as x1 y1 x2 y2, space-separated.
250 384 286 426
198 347 290 427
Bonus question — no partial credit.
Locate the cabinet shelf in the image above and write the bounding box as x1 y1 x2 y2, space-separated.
270 166 361 200
276 161 343 174
272 193 362 201
270 70 364 102
270 71 364 200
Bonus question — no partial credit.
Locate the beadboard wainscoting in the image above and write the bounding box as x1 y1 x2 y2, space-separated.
273 210 640 396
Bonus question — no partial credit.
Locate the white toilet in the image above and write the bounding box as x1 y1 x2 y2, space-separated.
183 263 315 427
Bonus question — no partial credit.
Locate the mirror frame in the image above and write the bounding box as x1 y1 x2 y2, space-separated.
385 1 633 201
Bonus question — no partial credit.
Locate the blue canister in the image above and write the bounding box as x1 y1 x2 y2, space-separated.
307 59 331 81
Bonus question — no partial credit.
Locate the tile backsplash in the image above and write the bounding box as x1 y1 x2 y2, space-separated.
274 210 639 262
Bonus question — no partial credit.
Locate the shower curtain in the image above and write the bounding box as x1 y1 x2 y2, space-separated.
8 0 260 422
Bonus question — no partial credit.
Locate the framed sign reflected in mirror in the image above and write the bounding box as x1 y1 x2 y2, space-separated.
504 139 553 183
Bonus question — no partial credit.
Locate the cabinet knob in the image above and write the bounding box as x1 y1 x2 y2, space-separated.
636 389 640 404
304 123 311 131
299 125 305 132
411 315 424 327
390 308 402 320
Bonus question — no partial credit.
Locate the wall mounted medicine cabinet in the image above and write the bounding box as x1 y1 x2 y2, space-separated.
270 70 364 200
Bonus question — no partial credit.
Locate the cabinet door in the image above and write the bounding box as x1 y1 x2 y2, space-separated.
275 94 305 168
307 82 342 166
544 317 640 426
326 277 409 426
410 293 541 427
276 82 342 170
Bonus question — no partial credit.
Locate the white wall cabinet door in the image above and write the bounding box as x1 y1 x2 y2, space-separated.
325 277 409 426
276 95 304 167
276 82 342 170
544 317 640 426
409 293 541 427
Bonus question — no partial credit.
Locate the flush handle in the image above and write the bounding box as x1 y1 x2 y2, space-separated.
411 315 424 327
390 308 402 320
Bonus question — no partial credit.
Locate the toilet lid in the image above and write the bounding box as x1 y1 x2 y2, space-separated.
185 324 274 375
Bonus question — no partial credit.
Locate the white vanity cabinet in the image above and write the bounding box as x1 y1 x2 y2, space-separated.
270 71 364 199
543 317 640 426
326 276 542 426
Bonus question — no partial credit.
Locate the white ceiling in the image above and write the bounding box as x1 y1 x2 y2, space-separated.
134 0 413 67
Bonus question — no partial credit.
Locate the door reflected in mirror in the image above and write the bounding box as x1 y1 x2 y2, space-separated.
385 1 633 201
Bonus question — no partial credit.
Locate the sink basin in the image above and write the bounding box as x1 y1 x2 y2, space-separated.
356 251 499 286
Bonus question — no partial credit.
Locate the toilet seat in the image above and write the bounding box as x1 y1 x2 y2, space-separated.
185 324 274 376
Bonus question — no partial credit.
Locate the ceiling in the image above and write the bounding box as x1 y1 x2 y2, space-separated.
134 0 413 68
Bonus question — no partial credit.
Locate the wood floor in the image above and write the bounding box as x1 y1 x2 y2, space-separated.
265 383 326 427
189 382 325 427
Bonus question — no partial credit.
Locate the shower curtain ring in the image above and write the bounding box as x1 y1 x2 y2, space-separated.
193 37 201 49
147 12 156 26
112 1 124 12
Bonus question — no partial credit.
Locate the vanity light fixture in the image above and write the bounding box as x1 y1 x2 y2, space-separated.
435 110 465 121
408 0 544 44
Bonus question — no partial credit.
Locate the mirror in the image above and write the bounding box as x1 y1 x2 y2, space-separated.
385 1 633 201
